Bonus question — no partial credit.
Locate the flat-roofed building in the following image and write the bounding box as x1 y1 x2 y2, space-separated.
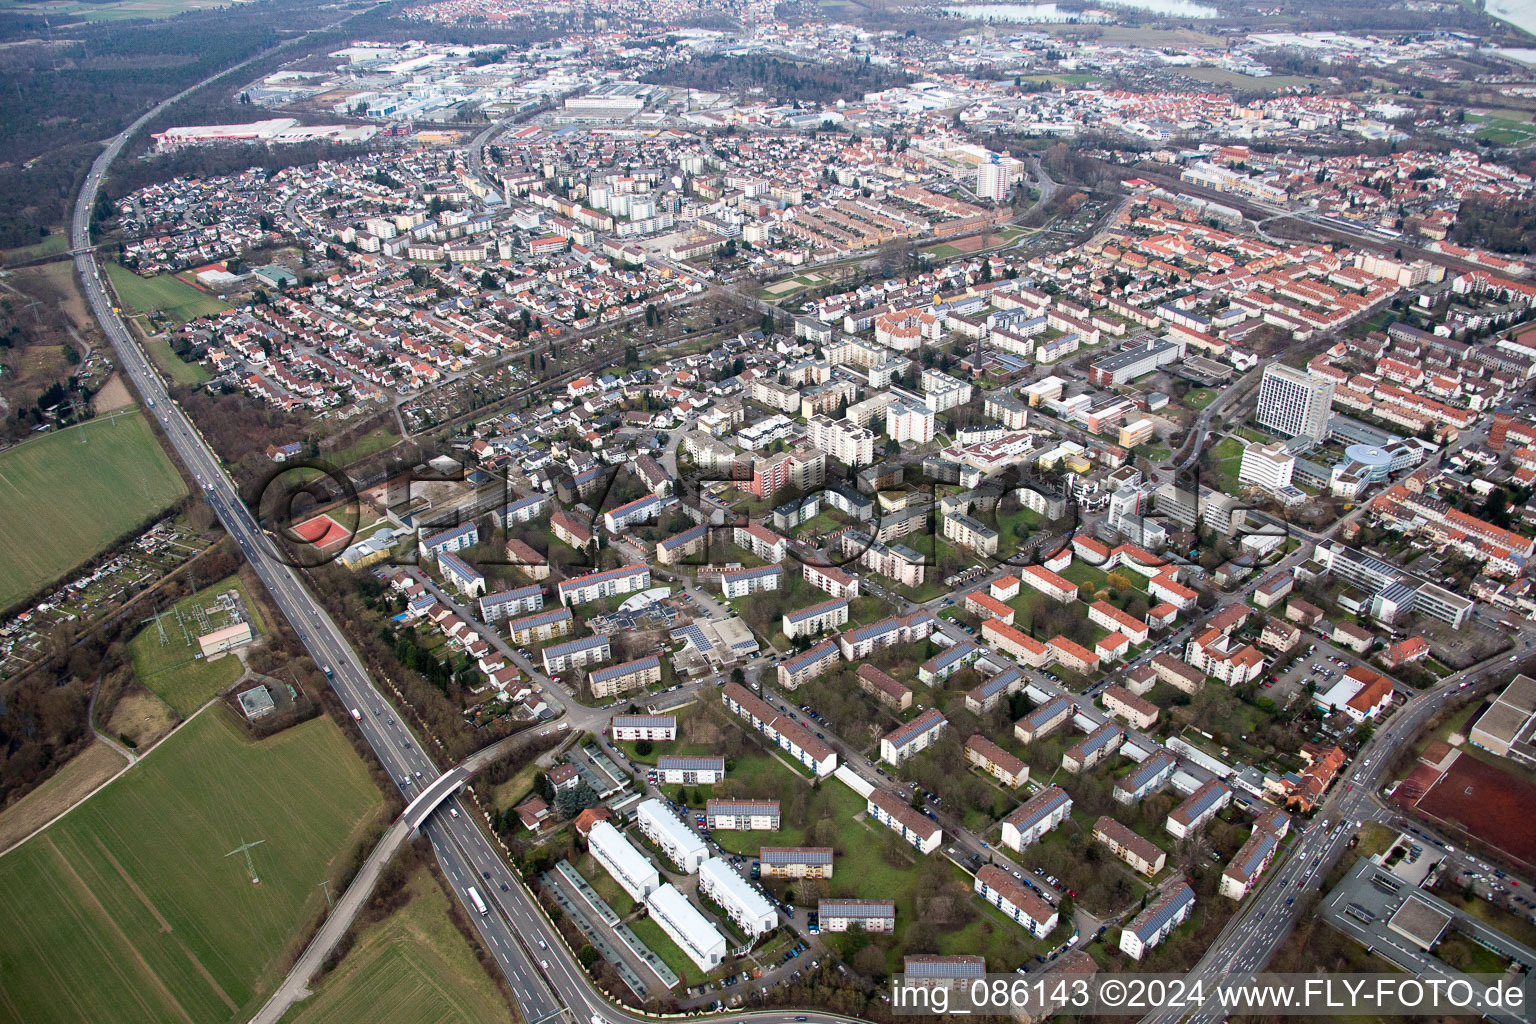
1469 675 1536 762
645 883 727 971
867 789 942 854
1120 882 1195 960
1103 685 1159 729
1166 779 1232 839
881 709 948 765
760 846 833 879
707 799 781 831
1001 785 1073 852
1016 696 1074 743
656 755 726 785
588 654 662 699
966 735 1029 788
638 798 708 873
1093 816 1165 877
542 634 611 675
611 714 676 742
975 865 1058 938
588 820 660 900
699 857 778 937
1064 722 1123 774
1220 828 1279 899
818 899 895 933
857 665 912 710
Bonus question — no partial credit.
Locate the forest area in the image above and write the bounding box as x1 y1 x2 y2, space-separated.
641 53 913 106
0 0 339 248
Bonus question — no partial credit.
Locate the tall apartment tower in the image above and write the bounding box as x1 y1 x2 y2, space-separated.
977 158 1010 203
1254 364 1333 443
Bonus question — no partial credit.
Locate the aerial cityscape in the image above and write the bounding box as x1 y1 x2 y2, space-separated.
7 0 1536 1020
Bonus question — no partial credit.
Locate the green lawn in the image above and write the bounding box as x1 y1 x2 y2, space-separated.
0 710 384 1024
129 574 266 716
627 913 706 988
278 866 509 1024
1209 436 1246 495
146 336 212 386
324 427 401 469
0 409 187 612
107 263 230 323
1 233 69 263
1184 388 1218 410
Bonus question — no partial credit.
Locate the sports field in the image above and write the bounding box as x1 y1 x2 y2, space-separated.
1416 753 1536 870
0 409 187 612
129 575 266 717
279 867 509 1024
0 710 384 1024
107 263 230 323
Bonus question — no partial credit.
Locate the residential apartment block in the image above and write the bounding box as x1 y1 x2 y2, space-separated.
760 847 834 879
721 683 837 776
965 735 1029 788
588 654 661 699
706 799 782 831
1120 882 1195 960
1093 816 1166 877
867 789 943 854
975 865 1059 938
542 634 611 675
557 564 651 606
881 709 948 765
1001 785 1073 852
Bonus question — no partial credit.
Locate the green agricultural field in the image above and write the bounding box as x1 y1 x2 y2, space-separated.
0 409 187 612
7 0 233 19
0 710 384 1024
129 574 267 717
278 867 509 1024
107 263 230 323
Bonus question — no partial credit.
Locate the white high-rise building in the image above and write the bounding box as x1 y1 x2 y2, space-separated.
886 400 935 445
1254 364 1333 443
1238 440 1296 491
977 158 1010 202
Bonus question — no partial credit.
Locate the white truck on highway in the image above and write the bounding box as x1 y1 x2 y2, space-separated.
466 886 488 915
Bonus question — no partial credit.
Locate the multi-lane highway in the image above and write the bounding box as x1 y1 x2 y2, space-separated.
65 36 883 1024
